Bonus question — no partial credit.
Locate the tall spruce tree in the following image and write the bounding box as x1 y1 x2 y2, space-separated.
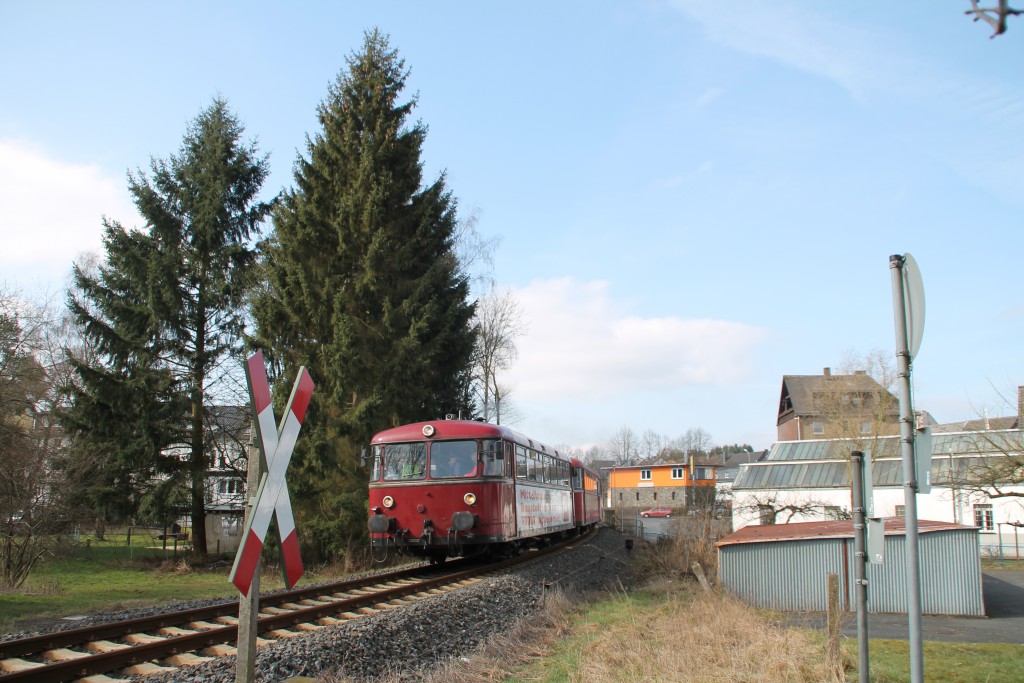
64 99 272 557
252 30 476 560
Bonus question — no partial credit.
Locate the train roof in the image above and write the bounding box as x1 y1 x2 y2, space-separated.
370 419 566 459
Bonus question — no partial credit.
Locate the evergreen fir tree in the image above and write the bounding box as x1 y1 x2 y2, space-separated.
64 99 272 557
252 30 476 560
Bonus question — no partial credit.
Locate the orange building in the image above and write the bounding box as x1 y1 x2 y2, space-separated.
605 462 716 512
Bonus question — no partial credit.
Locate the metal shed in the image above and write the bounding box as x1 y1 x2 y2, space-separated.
716 519 984 616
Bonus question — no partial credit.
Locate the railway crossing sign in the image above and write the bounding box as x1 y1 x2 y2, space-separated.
229 351 314 597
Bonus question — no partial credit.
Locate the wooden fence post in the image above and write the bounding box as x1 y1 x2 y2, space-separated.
827 573 843 683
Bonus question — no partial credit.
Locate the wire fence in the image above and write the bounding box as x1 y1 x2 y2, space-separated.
982 523 1024 561
66 526 193 562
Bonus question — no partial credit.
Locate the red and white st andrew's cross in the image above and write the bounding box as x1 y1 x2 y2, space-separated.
229 351 313 597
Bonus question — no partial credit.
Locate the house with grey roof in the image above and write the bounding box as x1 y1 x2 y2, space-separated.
777 368 901 441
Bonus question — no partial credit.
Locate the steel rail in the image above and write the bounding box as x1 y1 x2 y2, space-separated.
0 530 596 682
0 559 466 661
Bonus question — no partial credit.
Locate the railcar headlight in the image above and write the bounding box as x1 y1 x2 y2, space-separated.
463 492 477 506
382 496 395 509
422 424 435 437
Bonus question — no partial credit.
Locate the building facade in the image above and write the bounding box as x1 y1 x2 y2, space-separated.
777 368 901 441
605 461 717 512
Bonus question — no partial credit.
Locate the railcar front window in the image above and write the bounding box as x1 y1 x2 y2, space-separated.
370 445 382 481
430 440 478 478
383 443 427 481
482 439 504 476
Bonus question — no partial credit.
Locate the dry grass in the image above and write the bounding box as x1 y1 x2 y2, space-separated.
335 579 836 683
562 579 835 682
639 521 721 579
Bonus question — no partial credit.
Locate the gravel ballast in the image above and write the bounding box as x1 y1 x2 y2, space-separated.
148 526 630 682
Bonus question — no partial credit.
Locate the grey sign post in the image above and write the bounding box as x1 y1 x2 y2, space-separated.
850 450 870 683
890 253 925 683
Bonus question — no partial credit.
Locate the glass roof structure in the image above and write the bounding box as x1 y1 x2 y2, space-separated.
733 430 1023 490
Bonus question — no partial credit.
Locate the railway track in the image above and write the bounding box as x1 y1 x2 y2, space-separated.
0 531 594 682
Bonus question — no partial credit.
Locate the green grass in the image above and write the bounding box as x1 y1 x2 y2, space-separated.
982 557 1024 570
847 639 1024 682
0 532 302 632
1 556 237 631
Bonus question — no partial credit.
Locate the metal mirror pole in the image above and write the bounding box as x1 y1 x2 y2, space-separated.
890 254 924 683
850 450 870 683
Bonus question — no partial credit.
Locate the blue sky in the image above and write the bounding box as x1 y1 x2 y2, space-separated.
2 2 1022 452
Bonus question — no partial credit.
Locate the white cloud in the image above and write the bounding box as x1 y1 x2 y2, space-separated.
671 1 1024 206
0 139 141 288
671 1 919 101
511 278 767 400
695 86 724 109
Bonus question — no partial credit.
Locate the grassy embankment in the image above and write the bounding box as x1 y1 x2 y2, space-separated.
386 524 1024 683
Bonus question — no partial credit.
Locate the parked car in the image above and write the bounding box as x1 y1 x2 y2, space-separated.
640 507 672 518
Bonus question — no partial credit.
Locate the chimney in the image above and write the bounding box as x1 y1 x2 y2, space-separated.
823 367 831 377
1018 386 1024 423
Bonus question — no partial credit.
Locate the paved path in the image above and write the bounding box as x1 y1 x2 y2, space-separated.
783 569 1024 644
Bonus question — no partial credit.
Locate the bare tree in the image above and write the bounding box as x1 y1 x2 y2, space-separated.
608 425 640 465
0 288 76 588
472 289 524 423
639 429 665 460
453 209 501 295
951 386 1024 502
737 493 850 525
966 0 1021 36
673 427 714 461
808 350 901 452
490 379 525 426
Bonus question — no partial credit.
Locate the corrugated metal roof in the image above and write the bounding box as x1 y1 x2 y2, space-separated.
716 518 974 548
765 431 1022 462
733 430 1024 490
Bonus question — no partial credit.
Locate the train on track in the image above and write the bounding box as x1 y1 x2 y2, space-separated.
367 419 601 562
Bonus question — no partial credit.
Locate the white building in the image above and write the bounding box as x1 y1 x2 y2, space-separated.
731 426 1024 559
162 405 250 553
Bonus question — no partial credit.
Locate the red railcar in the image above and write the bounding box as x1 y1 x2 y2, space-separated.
571 458 601 529
367 420 597 561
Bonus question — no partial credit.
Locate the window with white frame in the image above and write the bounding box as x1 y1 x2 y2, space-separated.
895 505 905 518
640 469 651 481
974 504 994 532
218 479 244 495
671 467 685 479
861 421 872 435
694 467 712 480
812 421 824 435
